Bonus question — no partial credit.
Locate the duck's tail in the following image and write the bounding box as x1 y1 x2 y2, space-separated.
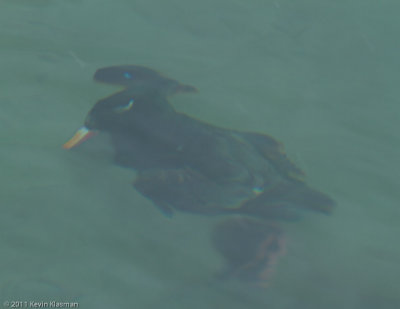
234 182 335 221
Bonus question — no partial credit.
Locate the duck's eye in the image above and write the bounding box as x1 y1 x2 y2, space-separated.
123 72 133 79
114 99 134 113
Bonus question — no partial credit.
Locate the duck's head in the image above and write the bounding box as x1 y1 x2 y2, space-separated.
63 65 197 149
63 90 174 149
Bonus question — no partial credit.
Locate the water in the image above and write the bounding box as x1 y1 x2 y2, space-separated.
1 0 399 308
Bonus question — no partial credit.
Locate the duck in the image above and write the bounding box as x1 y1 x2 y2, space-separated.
64 65 335 284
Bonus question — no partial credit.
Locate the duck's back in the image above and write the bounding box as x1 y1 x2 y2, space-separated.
130 113 333 218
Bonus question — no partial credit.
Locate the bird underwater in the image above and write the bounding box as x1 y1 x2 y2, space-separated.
64 65 335 285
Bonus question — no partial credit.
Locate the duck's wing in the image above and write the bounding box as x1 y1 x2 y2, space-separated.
231 132 335 216
133 167 246 216
239 132 305 181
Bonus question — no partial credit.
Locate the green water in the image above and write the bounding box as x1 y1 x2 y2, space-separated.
1 0 399 308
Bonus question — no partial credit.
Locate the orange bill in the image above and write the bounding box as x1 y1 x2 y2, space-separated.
63 126 97 149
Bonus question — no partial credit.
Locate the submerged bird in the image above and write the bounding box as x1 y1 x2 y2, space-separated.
64 65 335 284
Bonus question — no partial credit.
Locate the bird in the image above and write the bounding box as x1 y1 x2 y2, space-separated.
63 65 335 284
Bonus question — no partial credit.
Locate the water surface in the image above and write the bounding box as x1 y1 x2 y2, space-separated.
1 0 399 308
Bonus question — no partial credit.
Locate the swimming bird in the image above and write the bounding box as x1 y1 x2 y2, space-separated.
64 65 335 284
